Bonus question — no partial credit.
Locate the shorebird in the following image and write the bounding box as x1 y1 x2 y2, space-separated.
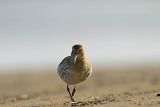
57 44 92 102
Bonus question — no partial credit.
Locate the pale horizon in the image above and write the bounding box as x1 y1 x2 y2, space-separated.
0 0 160 70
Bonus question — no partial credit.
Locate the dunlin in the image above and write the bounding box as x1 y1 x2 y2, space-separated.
57 44 92 102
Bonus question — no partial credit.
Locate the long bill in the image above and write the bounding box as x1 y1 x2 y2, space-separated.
73 55 77 65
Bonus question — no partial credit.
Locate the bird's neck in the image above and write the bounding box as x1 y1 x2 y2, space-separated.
73 55 86 72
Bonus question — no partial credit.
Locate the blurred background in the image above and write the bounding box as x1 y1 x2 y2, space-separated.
0 1 160 106
0 0 160 72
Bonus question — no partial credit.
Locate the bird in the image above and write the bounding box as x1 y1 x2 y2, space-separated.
57 44 92 102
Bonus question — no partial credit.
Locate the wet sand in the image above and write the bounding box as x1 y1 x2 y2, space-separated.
0 67 160 107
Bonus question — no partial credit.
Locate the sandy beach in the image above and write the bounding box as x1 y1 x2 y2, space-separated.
0 67 160 107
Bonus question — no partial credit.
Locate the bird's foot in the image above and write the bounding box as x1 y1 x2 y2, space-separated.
70 98 75 102
71 101 79 106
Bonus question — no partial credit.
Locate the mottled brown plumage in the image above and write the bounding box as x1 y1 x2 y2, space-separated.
57 44 92 102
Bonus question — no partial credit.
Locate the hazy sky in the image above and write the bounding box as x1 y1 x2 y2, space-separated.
0 0 160 69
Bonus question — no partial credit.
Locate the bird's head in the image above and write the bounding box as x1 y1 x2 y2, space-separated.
71 44 85 64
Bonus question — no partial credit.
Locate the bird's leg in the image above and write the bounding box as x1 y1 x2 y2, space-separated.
72 85 76 97
67 84 75 102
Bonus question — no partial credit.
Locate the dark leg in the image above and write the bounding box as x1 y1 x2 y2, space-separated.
72 85 76 97
67 84 75 102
